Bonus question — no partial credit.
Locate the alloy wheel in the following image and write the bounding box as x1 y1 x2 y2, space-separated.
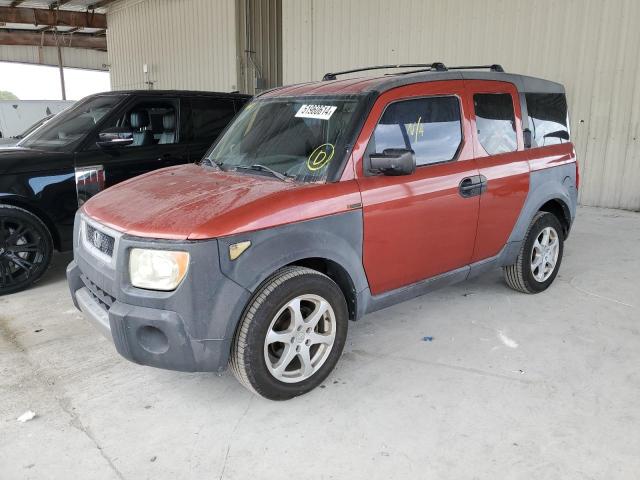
0 216 46 291
263 294 337 383
530 226 559 282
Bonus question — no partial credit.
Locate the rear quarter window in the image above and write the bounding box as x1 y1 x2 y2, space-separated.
525 93 570 147
189 97 236 142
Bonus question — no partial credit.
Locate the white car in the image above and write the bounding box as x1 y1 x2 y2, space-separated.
0 114 55 147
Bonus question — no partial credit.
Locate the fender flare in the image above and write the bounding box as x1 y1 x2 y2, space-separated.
215 211 368 337
507 167 576 245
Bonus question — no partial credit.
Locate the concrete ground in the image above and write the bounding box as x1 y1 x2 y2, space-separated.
1 206 639 480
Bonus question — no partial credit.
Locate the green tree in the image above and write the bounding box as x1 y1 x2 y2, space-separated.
0 91 18 100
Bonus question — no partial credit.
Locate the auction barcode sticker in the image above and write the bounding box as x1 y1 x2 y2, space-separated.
295 104 337 120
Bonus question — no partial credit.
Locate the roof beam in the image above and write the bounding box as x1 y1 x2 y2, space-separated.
49 1 73 8
87 1 116 10
38 25 82 33
0 6 107 29
0 29 107 51
10 1 27 6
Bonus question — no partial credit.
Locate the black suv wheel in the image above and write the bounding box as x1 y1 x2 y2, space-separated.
0 205 53 296
503 211 564 294
230 266 349 400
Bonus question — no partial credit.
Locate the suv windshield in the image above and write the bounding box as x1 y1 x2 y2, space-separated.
20 95 124 151
206 95 363 182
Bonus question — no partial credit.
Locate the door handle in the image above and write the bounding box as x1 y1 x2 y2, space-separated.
459 175 487 198
157 153 171 161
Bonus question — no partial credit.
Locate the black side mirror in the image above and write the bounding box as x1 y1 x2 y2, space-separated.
523 128 532 149
369 148 416 176
96 126 134 149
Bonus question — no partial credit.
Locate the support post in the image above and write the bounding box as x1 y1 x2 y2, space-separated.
57 44 66 100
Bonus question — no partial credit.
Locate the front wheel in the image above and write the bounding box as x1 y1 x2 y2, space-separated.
503 211 564 294
230 266 348 400
0 205 53 296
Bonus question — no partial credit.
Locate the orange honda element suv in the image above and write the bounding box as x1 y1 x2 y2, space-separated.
68 63 578 400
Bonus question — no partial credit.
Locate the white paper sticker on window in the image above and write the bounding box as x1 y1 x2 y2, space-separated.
295 104 337 120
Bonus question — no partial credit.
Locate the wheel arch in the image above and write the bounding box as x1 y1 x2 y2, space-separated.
286 257 358 320
507 164 577 246
217 211 369 324
0 195 61 250
538 198 571 238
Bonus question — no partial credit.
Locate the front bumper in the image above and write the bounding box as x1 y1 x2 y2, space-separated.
67 215 252 372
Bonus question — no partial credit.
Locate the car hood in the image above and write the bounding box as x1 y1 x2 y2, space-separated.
0 146 71 175
82 164 361 240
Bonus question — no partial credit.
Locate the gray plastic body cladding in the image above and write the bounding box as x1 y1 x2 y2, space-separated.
68 213 252 372
217 210 368 330
497 163 577 267
361 266 469 315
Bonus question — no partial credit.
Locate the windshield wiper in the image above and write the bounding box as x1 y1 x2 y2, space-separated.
234 164 291 182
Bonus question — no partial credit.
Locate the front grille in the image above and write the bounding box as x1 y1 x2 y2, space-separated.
85 223 115 257
81 274 115 309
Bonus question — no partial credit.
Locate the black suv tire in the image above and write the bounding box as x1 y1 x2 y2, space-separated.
230 266 348 400
503 211 564 294
0 205 53 296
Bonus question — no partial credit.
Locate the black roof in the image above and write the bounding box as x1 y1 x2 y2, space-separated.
90 90 252 99
262 66 565 98
368 71 565 95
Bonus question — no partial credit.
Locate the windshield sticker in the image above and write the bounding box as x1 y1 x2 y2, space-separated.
296 104 338 120
307 143 335 171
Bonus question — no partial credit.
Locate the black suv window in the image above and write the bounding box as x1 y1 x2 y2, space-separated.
20 95 124 151
190 97 236 141
94 98 179 148
473 93 517 155
369 96 462 166
525 93 570 147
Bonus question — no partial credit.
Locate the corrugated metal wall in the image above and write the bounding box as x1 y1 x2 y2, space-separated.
236 0 282 95
107 0 238 92
282 0 640 210
0 45 108 70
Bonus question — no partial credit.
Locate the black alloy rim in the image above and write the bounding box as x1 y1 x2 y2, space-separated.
0 217 44 289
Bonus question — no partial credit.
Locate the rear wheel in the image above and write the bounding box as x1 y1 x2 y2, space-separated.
0 205 53 296
503 211 564 294
230 266 348 400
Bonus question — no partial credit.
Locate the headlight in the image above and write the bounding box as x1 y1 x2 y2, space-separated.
129 249 190 291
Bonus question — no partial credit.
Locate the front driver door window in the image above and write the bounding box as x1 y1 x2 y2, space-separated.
368 95 463 167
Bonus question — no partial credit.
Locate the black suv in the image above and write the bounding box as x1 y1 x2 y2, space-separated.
0 90 250 295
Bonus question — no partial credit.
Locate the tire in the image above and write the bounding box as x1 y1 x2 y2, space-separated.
0 205 54 296
503 211 564 294
230 266 349 400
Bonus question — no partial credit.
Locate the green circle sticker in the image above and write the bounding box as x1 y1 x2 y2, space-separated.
307 143 335 171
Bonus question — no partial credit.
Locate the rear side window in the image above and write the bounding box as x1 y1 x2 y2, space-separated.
525 93 569 147
473 93 517 155
369 96 462 166
189 97 236 141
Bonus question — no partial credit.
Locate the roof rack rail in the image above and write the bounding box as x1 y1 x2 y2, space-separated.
322 62 448 81
447 64 505 72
